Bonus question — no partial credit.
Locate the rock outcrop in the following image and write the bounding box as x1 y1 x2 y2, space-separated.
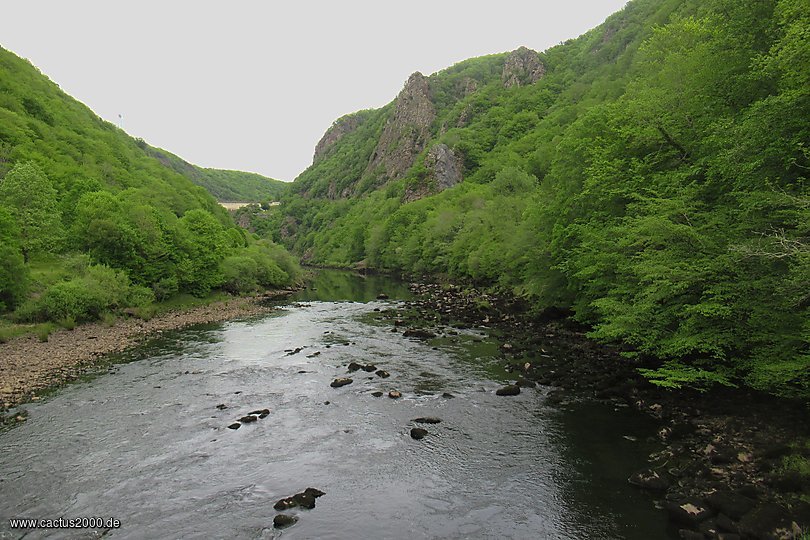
313 113 365 164
502 47 545 88
403 143 463 202
364 72 436 187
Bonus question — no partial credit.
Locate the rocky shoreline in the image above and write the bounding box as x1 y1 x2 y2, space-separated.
379 281 810 540
0 289 296 414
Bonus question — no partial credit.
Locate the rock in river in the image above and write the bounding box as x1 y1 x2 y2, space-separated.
239 415 258 423
347 362 362 372
628 469 670 492
414 417 442 424
330 378 353 388
273 514 298 529
227 423 241 430
496 385 521 396
376 370 390 378
371 391 384 397
389 390 402 399
411 428 429 440
361 364 377 372
403 329 436 339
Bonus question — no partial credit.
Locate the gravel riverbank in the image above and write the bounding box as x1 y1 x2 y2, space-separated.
0 290 295 410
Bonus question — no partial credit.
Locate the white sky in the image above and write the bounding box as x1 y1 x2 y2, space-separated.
2 1 627 181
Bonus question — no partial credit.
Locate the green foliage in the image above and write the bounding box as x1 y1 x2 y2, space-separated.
0 44 301 326
0 207 27 311
0 161 62 261
16 264 153 323
273 0 810 398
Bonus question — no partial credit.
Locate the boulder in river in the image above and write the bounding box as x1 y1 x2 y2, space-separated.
273 514 298 529
292 492 316 509
496 385 521 396
227 423 241 430
347 362 362 372
371 391 384 397
704 491 756 520
248 408 270 417
304 487 326 498
361 364 377 372
215 403 227 410
414 417 442 424
330 378 353 388
274 497 297 510
239 415 258 423
665 499 714 527
376 370 390 378
628 469 670 492
389 390 402 399
442 392 455 399
410 428 429 440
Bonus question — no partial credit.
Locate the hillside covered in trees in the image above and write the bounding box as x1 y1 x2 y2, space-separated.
0 46 299 330
267 0 809 398
143 144 288 202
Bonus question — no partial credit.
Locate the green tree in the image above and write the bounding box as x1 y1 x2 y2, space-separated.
0 207 27 311
0 161 62 261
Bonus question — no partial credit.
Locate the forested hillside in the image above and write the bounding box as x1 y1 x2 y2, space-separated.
143 144 288 202
270 0 809 397
0 46 299 330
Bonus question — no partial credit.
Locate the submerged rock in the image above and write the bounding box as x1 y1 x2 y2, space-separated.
361 364 377 372
239 415 258 423
403 329 436 339
273 514 298 529
215 403 227 410
414 417 442 424
347 362 362 372
410 428 429 440
371 391 384 397
330 378 353 388
496 385 521 396
442 392 455 399
227 423 241 430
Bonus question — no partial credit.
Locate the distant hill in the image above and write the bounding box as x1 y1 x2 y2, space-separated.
143 144 288 202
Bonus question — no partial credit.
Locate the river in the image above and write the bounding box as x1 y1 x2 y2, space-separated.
0 270 676 539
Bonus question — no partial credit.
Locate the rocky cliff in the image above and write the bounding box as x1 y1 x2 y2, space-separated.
313 113 365 164
363 72 436 188
502 47 545 88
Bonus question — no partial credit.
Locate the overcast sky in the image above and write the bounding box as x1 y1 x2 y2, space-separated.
2 1 627 181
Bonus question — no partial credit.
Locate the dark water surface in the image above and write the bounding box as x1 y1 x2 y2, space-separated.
0 270 675 539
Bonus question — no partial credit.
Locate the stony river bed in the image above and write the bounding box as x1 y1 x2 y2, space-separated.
0 270 805 539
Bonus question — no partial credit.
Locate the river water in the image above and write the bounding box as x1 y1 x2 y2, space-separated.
0 270 676 539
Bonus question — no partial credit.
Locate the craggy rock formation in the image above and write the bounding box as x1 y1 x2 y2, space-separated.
313 114 365 164
502 47 545 88
404 144 464 202
364 72 436 186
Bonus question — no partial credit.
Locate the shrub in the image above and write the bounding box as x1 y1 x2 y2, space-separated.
220 256 259 294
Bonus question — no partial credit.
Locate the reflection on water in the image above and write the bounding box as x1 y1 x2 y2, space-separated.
0 270 673 539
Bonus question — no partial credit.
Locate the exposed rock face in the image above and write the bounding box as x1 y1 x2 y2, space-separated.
364 72 436 187
502 47 545 88
404 144 464 202
313 114 364 164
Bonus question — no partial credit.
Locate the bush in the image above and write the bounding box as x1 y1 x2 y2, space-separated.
220 256 259 294
17 264 143 323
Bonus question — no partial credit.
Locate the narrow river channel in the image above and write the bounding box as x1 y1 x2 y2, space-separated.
0 270 676 539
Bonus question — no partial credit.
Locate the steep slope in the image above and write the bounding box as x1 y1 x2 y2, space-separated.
273 0 809 397
144 144 288 202
0 46 299 323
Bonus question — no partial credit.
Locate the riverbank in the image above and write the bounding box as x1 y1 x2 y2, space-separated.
380 281 810 540
0 289 296 412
